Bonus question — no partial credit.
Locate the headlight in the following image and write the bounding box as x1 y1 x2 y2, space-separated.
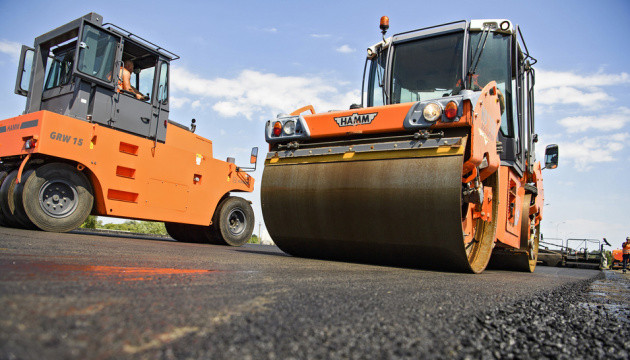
283 120 296 135
423 102 442 122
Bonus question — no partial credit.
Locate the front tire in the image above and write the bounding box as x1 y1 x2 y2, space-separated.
22 163 94 232
214 197 254 247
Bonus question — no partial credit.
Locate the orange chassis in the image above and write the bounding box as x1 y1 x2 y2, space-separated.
0 110 254 226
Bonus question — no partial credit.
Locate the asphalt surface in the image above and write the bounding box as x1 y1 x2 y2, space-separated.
0 227 628 359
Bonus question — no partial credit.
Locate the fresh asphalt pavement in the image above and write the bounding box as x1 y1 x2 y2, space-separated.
0 227 628 359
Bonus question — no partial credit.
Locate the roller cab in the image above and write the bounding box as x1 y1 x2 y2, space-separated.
0 13 256 246
262 19 559 272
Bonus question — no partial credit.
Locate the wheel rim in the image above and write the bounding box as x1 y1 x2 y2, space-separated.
38 179 78 218
227 208 246 236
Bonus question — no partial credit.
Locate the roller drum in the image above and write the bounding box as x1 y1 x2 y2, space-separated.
262 154 487 272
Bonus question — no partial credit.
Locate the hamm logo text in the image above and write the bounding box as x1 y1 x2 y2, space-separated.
334 112 377 127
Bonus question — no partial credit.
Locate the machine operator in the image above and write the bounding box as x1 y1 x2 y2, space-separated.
118 60 149 101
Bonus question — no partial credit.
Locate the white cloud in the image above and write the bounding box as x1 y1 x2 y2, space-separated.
555 133 629 171
536 69 630 90
171 67 360 120
558 107 630 133
535 69 629 109
336 44 355 54
262 27 278 33
170 96 191 109
0 40 20 60
536 86 610 108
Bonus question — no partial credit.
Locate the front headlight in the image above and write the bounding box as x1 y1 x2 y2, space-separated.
423 102 442 122
283 120 296 135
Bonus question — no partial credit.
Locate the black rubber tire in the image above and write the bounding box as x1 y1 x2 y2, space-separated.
165 222 184 241
0 170 10 227
0 170 24 228
165 222 206 243
13 168 38 230
22 163 94 232
199 200 229 245
203 222 229 245
184 224 213 243
214 196 254 247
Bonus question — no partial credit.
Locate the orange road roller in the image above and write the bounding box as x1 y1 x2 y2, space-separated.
261 18 559 273
0 13 257 246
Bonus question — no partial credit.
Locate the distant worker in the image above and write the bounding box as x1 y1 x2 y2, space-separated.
623 237 630 274
119 60 148 101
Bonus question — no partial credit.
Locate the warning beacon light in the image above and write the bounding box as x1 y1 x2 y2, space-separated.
380 16 389 40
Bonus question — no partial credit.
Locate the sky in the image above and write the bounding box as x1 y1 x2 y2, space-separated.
0 0 628 250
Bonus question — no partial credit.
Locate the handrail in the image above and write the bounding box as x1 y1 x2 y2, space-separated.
102 23 180 60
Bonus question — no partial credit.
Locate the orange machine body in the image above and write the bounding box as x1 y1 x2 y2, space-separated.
298 83 502 182
0 110 254 225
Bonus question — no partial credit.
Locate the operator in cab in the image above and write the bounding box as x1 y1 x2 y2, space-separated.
118 60 149 101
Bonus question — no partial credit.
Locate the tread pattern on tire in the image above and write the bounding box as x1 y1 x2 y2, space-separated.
0 170 10 227
22 163 94 232
216 196 254 247
0 170 23 228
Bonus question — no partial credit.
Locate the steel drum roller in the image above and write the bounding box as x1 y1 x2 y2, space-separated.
262 148 496 272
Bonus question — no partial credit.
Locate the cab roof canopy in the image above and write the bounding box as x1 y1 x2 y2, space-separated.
34 12 179 64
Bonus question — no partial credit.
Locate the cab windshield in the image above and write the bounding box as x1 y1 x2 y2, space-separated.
468 31 512 137
390 31 464 104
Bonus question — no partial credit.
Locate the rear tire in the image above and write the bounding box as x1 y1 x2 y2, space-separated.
0 170 10 227
22 163 93 232
13 168 38 230
165 222 207 243
214 197 254 247
0 170 23 228
165 222 186 241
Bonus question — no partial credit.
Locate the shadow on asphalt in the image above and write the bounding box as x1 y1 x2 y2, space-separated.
234 248 291 258
71 229 176 242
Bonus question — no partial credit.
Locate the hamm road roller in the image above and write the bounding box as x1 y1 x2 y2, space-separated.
261 18 559 273
0 13 257 246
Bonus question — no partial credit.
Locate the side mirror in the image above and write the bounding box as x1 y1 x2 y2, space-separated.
238 147 258 172
544 144 559 170
250 147 258 164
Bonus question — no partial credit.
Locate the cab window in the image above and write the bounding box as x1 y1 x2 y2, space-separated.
367 54 387 107
76 24 118 82
468 32 513 138
45 49 75 90
158 62 168 102
391 32 465 104
128 63 155 99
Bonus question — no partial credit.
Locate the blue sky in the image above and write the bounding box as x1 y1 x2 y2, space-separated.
0 0 629 250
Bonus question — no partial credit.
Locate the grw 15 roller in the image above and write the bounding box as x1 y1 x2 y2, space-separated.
0 13 257 246
261 18 559 273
